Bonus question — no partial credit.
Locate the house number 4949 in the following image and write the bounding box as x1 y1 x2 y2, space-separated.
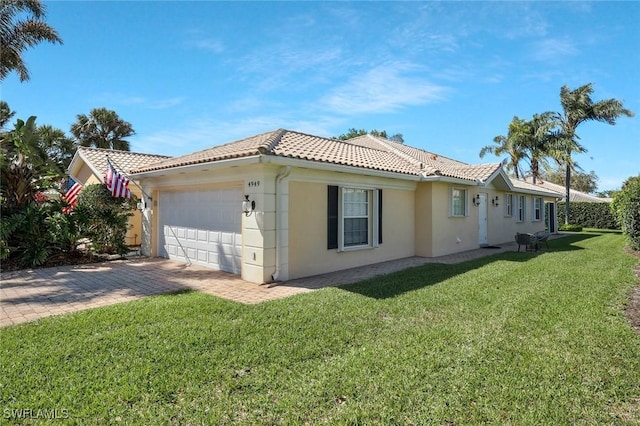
248 180 260 187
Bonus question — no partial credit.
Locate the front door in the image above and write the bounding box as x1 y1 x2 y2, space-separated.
478 193 488 246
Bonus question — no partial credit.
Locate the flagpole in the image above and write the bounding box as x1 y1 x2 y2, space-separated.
106 155 153 201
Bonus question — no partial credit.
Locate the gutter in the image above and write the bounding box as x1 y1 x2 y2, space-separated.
271 166 291 282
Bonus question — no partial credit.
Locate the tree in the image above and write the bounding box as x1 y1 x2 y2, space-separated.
524 112 557 184
480 116 528 179
70 108 135 151
0 101 16 129
0 115 71 210
542 166 599 194
611 175 640 250
0 0 63 82
553 83 634 224
37 125 76 173
336 128 404 143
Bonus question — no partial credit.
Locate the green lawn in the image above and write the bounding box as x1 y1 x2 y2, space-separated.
1 233 639 424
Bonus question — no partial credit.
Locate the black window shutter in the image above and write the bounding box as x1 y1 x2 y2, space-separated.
327 186 339 249
378 189 383 244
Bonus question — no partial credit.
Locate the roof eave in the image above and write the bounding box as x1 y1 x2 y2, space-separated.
130 155 263 178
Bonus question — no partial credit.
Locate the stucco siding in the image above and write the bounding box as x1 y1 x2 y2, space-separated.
288 180 415 280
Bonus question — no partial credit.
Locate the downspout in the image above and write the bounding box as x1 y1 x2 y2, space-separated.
271 166 291 282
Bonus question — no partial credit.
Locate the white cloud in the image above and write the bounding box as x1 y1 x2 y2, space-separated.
190 38 225 54
529 37 578 62
96 93 185 110
320 63 449 115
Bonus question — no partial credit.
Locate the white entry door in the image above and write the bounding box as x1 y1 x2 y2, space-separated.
478 193 488 246
157 187 242 274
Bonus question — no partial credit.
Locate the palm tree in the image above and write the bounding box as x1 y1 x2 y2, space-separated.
70 108 135 151
0 101 16 129
524 112 557 184
480 116 528 179
37 125 76 173
554 83 634 224
0 0 63 82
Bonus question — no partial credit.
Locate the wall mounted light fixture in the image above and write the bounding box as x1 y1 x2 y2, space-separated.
242 195 255 216
492 196 499 207
473 194 481 206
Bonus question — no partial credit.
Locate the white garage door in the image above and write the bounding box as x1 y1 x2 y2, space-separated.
158 187 242 274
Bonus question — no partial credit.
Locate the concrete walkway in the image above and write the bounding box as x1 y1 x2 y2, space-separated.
1 237 561 327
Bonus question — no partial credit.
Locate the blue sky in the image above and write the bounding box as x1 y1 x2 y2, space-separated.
3 1 639 191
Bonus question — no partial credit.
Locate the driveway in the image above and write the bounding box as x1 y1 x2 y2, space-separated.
1 237 561 327
0 258 315 327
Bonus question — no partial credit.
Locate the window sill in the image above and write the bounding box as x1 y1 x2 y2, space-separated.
339 244 377 252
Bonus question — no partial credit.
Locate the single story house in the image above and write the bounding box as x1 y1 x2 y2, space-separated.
67 147 171 247
129 129 559 284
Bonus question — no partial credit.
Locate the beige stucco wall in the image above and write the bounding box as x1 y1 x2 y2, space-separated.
415 182 554 257
287 179 415 280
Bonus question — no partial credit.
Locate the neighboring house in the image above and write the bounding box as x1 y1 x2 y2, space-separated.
67 147 171 247
129 129 559 284
522 177 612 203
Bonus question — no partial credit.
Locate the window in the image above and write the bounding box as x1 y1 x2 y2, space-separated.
343 188 369 247
451 188 467 217
517 195 526 222
533 197 542 221
504 194 513 217
327 186 382 250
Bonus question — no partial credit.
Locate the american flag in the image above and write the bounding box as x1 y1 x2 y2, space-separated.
62 182 82 213
104 159 132 199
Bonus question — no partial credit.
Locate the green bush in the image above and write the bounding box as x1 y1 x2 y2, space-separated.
76 184 136 255
559 223 583 232
0 200 75 267
611 175 640 250
556 202 619 230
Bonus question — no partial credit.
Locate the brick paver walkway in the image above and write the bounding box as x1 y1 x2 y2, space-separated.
1 236 564 327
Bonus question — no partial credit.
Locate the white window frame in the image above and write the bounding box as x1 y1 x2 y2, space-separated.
517 195 526 222
533 197 543 221
504 193 513 217
450 187 468 217
338 187 379 251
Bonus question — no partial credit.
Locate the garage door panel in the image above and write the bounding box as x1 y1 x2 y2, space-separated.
158 187 242 274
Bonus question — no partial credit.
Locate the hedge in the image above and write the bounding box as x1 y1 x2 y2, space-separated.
556 202 619 230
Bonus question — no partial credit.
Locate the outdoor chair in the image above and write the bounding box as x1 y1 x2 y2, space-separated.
534 230 550 249
515 232 538 252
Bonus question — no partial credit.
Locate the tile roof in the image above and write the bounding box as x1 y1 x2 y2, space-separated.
131 129 503 183
520 177 611 202
77 147 170 175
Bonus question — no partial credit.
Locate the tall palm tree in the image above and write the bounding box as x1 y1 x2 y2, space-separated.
37 125 76 173
525 112 557 184
0 0 63 82
70 108 135 151
481 116 529 179
554 83 634 224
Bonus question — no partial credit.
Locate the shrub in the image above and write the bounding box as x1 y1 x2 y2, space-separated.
76 184 136 255
556 202 619 230
611 175 640 250
0 201 60 267
559 224 583 232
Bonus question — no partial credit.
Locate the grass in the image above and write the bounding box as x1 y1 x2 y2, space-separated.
1 232 639 424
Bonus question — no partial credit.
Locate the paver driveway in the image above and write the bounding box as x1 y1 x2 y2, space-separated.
0 258 315 327
2 237 563 327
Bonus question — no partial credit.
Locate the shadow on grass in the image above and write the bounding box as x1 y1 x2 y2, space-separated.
342 233 599 300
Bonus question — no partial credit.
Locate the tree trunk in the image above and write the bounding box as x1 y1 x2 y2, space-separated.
565 166 571 224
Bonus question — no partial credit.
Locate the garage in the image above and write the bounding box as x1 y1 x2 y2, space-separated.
157 186 243 274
